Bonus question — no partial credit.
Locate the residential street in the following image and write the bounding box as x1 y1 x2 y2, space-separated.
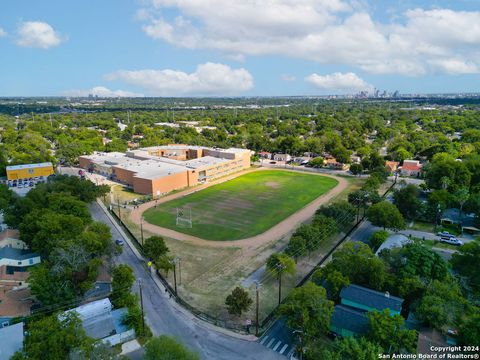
89 201 283 360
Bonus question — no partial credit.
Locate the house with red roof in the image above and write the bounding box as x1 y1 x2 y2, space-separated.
399 160 422 177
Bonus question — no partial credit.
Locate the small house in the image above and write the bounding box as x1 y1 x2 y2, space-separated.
385 161 399 174
273 153 291 162
330 284 404 337
399 160 422 177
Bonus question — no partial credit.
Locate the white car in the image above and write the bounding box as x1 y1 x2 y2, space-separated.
437 231 455 239
439 237 463 246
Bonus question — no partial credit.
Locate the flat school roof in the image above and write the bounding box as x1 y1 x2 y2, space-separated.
6 162 53 171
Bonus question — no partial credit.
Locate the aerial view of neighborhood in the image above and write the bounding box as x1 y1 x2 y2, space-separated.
0 1 479 360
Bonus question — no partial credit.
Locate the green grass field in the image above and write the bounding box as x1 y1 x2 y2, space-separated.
143 170 338 241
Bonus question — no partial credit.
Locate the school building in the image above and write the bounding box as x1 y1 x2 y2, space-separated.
6 162 54 181
78 145 252 195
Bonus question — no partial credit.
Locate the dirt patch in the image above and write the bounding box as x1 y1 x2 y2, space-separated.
265 181 281 189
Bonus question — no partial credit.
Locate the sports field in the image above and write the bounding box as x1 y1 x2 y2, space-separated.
143 170 338 241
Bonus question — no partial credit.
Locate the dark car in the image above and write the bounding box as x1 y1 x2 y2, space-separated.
115 239 125 246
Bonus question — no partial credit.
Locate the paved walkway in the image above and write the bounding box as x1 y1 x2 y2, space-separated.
129 168 349 250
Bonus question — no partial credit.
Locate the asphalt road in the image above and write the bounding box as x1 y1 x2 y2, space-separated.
89 201 282 360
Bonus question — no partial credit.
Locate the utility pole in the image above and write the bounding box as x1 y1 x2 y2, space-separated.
255 281 260 336
138 279 145 336
178 257 182 285
278 264 285 305
172 258 179 295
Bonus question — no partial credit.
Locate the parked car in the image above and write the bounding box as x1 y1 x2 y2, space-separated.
439 237 463 246
115 239 125 246
436 231 456 239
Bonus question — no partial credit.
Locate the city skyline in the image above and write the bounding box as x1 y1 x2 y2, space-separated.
1 0 480 97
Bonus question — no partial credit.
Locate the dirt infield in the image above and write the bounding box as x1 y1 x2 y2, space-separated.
130 168 348 249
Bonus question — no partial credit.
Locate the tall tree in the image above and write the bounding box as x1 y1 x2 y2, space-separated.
392 184 421 220
111 264 136 308
225 287 253 316
367 201 405 231
307 337 383 360
16 313 93 360
451 241 480 296
367 310 417 355
143 235 169 261
279 282 333 349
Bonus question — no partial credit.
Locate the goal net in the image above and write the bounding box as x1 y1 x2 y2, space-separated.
176 207 192 228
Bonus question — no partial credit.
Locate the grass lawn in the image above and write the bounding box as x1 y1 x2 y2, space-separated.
143 170 338 241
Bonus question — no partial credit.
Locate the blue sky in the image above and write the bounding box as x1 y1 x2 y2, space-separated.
1 0 479 97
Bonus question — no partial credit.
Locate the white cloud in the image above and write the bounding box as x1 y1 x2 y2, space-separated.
63 86 144 98
305 72 373 93
16 21 64 49
139 1 480 76
0 27 6 37
428 59 480 75
105 62 254 96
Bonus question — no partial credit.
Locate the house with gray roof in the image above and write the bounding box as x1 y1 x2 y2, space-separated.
62 298 134 347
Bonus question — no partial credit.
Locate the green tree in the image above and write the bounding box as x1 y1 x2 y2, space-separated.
321 242 387 290
316 201 356 228
311 268 350 301
143 235 169 261
416 279 468 330
367 310 417 355
29 263 76 306
369 230 389 252
307 337 383 360
292 224 323 253
424 153 471 192
111 264 136 308
457 310 480 346
144 336 199 360
279 282 333 348
266 253 296 304
451 241 480 295
225 286 253 316
285 235 307 262
0 183 15 211
18 313 93 360
453 187 470 221
367 201 405 231
308 157 324 168
349 163 363 176
392 184 421 220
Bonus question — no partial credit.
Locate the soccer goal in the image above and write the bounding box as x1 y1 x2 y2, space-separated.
176 207 192 228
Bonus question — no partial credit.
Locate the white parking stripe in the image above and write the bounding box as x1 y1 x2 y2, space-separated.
280 344 289 354
267 338 276 347
259 336 269 345
273 340 282 351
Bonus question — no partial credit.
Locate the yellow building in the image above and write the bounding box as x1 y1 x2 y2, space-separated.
6 162 54 181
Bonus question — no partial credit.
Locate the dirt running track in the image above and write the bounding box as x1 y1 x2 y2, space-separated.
130 168 348 250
